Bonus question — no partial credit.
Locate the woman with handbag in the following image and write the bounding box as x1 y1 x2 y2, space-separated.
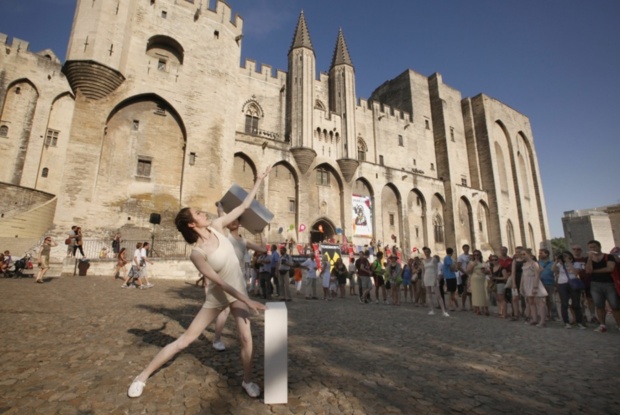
553 251 586 329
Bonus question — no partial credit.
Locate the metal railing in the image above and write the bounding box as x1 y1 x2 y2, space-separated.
70 239 191 259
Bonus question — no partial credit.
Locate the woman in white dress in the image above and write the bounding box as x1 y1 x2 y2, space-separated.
421 247 449 317
127 166 271 399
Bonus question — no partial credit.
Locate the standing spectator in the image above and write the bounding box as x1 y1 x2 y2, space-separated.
435 255 447 311
520 249 547 327
258 250 273 299
278 247 294 302
457 244 471 311
371 251 387 304
73 227 86 258
270 244 280 297
510 247 525 321
572 245 595 324
356 250 373 303
35 237 57 283
301 253 318 300
348 257 357 296
112 232 122 255
585 240 620 333
554 251 586 329
332 257 348 299
67 226 78 257
443 248 459 311
467 250 489 316
538 248 559 321
497 246 514 318
412 257 425 307
422 248 448 316
386 254 402 306
249 251 261 295
320 255 332 300
368 240 375 258
401 257 414 303
489 255 508 318
140 242 154 288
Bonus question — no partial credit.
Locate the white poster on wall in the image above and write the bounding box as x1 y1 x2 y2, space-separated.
352 195 373 237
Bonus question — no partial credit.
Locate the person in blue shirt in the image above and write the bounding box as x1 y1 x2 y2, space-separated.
538 248 558 321
443 248 458 311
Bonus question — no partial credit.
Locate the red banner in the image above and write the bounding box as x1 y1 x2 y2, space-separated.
312 243 320 268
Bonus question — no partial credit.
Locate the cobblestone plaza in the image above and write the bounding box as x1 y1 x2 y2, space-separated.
1 276 618 414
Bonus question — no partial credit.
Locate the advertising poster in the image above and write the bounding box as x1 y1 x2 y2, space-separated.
352 195 373 237
319 243 342 272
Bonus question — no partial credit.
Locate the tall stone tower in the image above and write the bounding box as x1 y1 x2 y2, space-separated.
329 29 356 159
329 29 359 182
286 12 317 174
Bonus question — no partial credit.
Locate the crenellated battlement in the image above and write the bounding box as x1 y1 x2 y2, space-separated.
370 100 412 123
1 33 63 65
170 0 243 35
204 0 244 36
240 59 287 84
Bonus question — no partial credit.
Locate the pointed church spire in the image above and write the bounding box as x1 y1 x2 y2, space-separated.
330 28 353 68
289 11 314 54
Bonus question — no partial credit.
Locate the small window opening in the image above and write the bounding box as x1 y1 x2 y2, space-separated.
137 159 152 177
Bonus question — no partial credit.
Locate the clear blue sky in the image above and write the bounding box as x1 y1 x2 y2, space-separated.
2 0 619 239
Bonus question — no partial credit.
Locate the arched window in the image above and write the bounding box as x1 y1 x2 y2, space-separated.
316 168 330 186
41 168 49 178
146 35 184 66
0 125 8 137
357 138 367 161
244 104 260 135
433 214 444 243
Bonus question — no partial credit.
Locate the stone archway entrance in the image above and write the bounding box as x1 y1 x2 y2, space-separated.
310 218 336 244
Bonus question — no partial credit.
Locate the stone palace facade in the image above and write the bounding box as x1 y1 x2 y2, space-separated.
0 0 550 255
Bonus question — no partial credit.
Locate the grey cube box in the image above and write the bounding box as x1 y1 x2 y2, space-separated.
219 184 274 234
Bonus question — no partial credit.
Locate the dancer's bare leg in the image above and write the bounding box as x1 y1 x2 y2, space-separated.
133 306 222 383
213 307 230 345
229 302 255 383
